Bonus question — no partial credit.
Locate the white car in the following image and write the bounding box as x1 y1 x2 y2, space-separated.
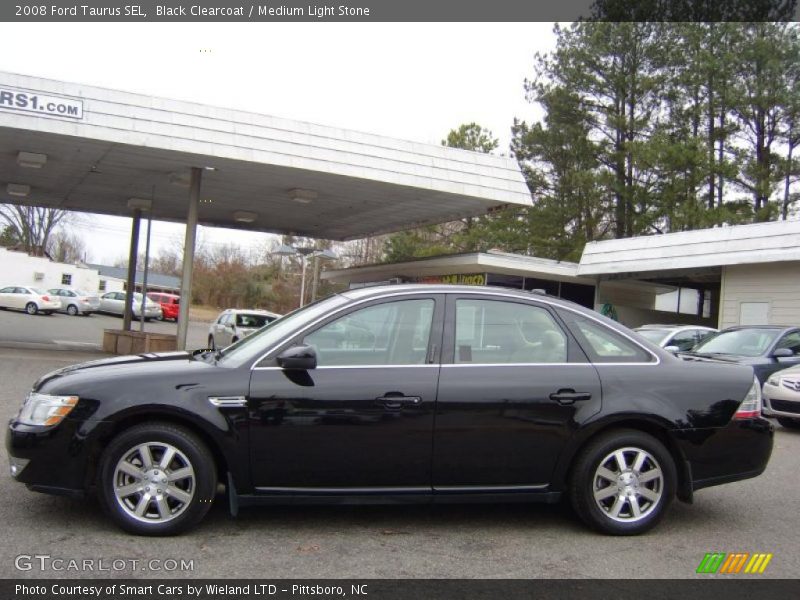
208 308 281 349
47 288 101 316
634 324 717 352
762 364 800 429
98 291 162 320
0 285 62 315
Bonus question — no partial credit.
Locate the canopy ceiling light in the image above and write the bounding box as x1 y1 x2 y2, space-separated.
233 210 257 223
127 197 152 211
288 188 318 204
7 183 31 197
17 152 47 169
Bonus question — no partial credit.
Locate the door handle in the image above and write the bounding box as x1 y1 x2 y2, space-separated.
375 395 422 409
549 389 592 405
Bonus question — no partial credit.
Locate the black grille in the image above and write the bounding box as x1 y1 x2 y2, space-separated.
770 399 800 415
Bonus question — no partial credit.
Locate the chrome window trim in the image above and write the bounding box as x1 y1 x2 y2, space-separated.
248 288 660 371
254 364 440 371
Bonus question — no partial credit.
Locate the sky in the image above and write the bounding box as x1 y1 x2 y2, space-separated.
0 22 556 264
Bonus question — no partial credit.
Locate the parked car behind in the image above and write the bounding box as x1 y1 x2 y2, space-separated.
7 285 773 537
47 288 101 316
0 285 61 315
681 325 800 384
208 308 281 349
98 291 162 321
147 292 180 322
762 364 800 429
634 324 717 351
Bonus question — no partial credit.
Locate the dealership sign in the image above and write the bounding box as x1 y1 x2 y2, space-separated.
0 87 84 119
416 273 487 286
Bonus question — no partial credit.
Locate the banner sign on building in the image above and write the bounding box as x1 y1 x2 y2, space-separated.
416 273 486 286
0 87 84 119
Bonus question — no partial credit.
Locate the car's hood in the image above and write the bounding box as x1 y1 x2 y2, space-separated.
33 351 211 392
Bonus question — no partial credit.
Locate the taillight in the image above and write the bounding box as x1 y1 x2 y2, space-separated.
41 295 50 301
734 376 762 419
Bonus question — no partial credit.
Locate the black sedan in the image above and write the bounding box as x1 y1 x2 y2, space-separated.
680 325 800 385
7 285 773 536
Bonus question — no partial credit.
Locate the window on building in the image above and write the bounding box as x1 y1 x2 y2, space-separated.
98 280 106 291
61 273 72 285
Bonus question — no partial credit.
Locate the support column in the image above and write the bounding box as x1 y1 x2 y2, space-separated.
122 209 141 331
177 167 201 349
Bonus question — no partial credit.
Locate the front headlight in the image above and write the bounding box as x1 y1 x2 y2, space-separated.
17 393 78 426
767 376 780 387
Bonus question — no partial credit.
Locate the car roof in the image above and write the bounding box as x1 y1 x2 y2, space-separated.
722 325 798 331
339 284 569 305
224 308 281 317
635 324 715 331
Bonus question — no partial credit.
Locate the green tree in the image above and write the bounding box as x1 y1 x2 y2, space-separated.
0 205 70 255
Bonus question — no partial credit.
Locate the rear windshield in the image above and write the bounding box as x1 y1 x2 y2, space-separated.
236 314 274 328
635 329 670 344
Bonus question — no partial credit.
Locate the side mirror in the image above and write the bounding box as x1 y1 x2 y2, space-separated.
772 348 793 358
277 345 317 370
664 345 680 354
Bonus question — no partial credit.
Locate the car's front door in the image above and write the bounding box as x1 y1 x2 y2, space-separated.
248 295 443 490
433 295 603 490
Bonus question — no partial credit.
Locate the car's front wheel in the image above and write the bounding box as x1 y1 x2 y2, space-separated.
98 422 217 536
569 429 676 535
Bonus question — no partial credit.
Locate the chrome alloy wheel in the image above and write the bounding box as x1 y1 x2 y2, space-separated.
113 442 196 524
592 446 663 523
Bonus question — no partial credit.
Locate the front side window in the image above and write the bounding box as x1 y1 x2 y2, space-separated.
303 299 435 367
776 332 800 356
669 330 699 351
454 299 567 364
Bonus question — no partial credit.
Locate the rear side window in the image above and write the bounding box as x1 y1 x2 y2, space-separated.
454 299 568 364
561 313 653 363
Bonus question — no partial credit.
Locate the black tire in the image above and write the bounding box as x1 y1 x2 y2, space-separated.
208 336 215 350
231 337 239 344
569 429 676 536
97 422 217 536
25 302 38 315
67 304 79 316
777 417 800 429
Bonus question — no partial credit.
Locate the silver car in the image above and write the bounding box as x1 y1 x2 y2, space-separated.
634 324 717 352
208 308 281 349
762 364 800 429
0 285 61 315
99 291 162 321
47 288 101 316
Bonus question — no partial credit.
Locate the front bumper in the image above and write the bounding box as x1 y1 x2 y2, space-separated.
671 417 774 492
6 417 112 497
762 382 800 419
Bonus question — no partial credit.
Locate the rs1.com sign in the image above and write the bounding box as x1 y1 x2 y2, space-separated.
0 87 83 119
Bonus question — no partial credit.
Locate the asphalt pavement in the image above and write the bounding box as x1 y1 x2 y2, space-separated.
0 308 209 351
0 344 797 579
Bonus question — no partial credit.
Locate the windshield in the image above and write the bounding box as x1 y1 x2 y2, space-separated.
217 294 349 368
692 328 781 357
635 329 670 344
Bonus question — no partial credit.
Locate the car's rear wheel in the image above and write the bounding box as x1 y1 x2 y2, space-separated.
570 429 675 535
67 304 79 316
25 302 38 315
777 417 800 429
98 422 217 536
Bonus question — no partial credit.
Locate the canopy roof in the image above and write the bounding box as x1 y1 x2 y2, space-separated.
0 72 531 240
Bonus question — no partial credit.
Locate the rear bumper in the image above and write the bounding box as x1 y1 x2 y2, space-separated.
671 417 773 492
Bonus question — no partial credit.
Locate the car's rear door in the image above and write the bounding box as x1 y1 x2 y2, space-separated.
248 294 443 491
433 293 602 490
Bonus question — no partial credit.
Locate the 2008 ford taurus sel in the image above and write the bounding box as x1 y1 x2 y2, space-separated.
7 285 773 536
